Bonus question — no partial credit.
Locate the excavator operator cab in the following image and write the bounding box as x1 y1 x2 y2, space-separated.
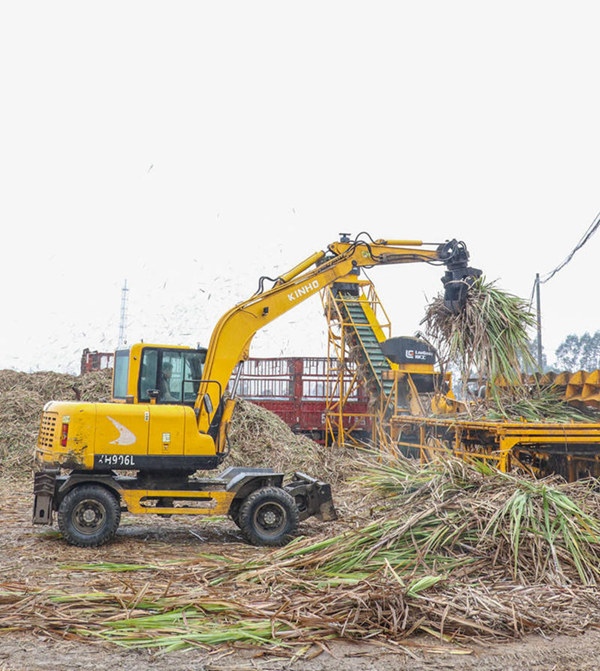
112 343 207 407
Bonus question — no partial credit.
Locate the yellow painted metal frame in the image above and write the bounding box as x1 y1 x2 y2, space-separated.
120 488 235 516
321 278 393 447
386 413 600 479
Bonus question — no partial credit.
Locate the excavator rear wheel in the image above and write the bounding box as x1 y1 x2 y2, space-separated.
238 486 299 546
58 484 121 547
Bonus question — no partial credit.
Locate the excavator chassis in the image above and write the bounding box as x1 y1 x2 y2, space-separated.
33 466 336 547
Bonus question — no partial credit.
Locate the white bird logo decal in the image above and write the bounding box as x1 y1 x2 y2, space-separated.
107 416 137 446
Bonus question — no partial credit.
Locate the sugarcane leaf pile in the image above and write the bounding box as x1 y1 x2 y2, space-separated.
424 277 536 389
5 455 599 654
266 455 600 585
482 385 593 422
422 277 586 420
0 368 113 473
226 398 351 484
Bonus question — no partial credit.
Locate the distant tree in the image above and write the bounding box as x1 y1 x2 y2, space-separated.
580 332 600 370
555 334 581 371
555 332 600 371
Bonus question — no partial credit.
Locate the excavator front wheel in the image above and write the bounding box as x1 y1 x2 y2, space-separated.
238 486 299 546
58 484 121 547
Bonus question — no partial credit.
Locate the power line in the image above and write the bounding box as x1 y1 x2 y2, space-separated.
540 210 600 284
530 210 600 369
530 209 600 304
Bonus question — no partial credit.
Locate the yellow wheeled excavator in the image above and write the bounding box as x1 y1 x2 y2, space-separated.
32 233 479 547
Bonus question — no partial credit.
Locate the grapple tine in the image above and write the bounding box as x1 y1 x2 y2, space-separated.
438 239 482 312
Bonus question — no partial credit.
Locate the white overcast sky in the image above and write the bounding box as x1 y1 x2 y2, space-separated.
1 1 599 373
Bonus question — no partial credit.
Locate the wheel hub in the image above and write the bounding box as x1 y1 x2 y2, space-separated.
262 510 278 525
255 502 285 534
82 509 97 523
72 499 106 534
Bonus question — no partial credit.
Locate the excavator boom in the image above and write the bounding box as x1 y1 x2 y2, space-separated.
197 234 480 435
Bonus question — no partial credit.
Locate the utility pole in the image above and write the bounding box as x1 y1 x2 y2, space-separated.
535 273 543 370
118 279 129 348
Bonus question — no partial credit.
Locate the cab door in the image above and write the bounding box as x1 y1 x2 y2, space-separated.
147 405 186 456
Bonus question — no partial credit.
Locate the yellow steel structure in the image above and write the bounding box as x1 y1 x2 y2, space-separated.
499 369 600 408
321 275 452 446
320 276 600 482
384 413 600 481
120 488 235 516
321 277 393 446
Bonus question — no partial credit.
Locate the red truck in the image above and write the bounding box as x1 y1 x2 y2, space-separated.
80 349 114 375
229 356 371 444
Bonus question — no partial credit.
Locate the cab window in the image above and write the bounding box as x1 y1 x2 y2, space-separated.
112 349 130 399
139 348 206 405
182 351 204 402
139 349 159 401
160 350 184 402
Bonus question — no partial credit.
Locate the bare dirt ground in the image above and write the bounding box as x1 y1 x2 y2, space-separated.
2 477 600 671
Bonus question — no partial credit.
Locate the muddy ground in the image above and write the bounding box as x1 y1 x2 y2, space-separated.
2 477 600 671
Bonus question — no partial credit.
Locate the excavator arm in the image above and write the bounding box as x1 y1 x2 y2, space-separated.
195 233 480 438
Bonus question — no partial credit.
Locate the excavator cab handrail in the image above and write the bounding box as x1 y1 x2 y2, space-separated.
194 379 222 420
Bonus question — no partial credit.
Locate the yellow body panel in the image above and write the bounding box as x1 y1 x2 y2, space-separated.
120 489 235 516
37 401 97 469
36 400 218 468
147 405 185 456
183 408 217 456
94 403 151 459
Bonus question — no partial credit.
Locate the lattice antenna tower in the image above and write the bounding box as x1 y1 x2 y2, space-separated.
117 279 129 347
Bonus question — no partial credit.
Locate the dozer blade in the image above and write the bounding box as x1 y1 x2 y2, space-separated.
284 472 338 522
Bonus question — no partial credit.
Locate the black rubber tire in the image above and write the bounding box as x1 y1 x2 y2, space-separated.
238 486 299 546
58 484 121 548
228 501 242 528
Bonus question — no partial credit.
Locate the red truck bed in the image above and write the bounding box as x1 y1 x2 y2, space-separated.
230 357 371 443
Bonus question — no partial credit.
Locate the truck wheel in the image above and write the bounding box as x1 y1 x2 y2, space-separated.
58 484 121 548
238 487 299 546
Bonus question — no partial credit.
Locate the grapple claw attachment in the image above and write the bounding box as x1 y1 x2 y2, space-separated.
437 239 482 313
